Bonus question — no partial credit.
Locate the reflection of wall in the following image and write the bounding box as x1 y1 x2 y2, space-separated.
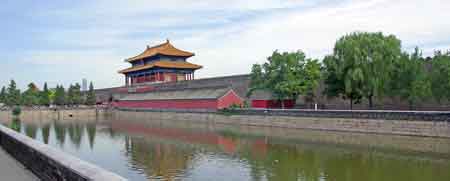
125 136 195 180
112 110 450 155
243 143 450 181
112 110 450 138
112 114 450 181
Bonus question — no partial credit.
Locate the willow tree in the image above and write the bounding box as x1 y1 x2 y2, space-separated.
248 50 321 108
389 48 431 109
324 32 402 109
430 51 450 102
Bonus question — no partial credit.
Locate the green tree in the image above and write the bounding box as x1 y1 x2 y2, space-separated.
248 50 321 108
54 85 66 106
66 84 73 106
39 82 51 106
86 82 96 105
389 48 431 110
73 83 82 105
22 83 40 106
247 64 265 97
430 51 450 102
0 86 6 104
324 32 402 109
6 80 21 106
323 54 363 110
48 88 56 104
303 59 322 107
66 83 82 106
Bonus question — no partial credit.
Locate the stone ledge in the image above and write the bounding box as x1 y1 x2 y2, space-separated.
0 125 126 181
116 107 450 121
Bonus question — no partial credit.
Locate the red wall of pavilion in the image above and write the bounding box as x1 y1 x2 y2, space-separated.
251 100 295 109
115 99 218 109
115 91 244 110
217 91 244 109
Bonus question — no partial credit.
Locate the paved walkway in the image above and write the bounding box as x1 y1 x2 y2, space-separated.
0 148 38 181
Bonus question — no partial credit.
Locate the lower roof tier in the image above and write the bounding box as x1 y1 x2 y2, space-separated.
119 61 202 74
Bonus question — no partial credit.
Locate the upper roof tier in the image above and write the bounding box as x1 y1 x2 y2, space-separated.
125 40 195 62
118 61 202 74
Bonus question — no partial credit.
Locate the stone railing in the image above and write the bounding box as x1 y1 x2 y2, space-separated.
230 108 450 121
0 125 126 181
116 107 450 121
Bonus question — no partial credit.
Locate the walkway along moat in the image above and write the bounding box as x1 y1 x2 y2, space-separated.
0 147 38 181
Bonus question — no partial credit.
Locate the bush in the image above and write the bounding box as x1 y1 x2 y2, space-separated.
228 103 241 109
12 106 21 116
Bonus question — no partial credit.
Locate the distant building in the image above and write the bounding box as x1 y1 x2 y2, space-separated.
249 90 295 109
82 78 88 91
118 40 202 86
114 86 243 110
111 40 244 110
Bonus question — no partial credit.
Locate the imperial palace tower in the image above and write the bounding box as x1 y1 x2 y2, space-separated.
119 40 202 86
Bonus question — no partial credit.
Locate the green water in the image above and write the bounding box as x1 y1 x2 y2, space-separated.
4 117 450 181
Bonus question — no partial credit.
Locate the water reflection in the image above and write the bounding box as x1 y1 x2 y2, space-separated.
25 123 38 139
68 124 84 148
86 123 96 149
3 116 450 181
42 124 51 144
54 121 66 146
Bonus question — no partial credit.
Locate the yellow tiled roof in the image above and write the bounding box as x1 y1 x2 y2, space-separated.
118 61 202 74
126 40 194 62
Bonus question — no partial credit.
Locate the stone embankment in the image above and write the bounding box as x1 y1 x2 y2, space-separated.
0 108 109 123
115 108 450 138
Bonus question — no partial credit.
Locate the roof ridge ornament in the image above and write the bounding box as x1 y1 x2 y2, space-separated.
166 39 170 43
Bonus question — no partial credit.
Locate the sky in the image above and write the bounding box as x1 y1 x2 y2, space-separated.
1 0 449 89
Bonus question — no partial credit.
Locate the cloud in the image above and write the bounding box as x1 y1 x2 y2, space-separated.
5 0 450 89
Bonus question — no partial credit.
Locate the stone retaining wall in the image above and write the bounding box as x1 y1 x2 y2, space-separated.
114 109 450 138
0 125 125 181
0 109 108 123
232 109 450 121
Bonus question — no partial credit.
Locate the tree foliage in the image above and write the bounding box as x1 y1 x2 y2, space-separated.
323 32 402 109
430 51 450 102
6 80 21 106
22 83 40 106
389 47 431 109
54 85 66 106
248 50 322 108
67 83 82 106
39 82 51 106
0 86 6 104
86 82 96 105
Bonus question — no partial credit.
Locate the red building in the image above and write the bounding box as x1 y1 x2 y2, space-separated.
119 40 202 86
249 90 295 109
115 86 243 110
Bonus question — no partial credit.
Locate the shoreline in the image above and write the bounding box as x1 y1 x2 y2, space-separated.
1 108 449 138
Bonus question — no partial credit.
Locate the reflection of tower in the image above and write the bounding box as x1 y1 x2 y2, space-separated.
82 78 88 91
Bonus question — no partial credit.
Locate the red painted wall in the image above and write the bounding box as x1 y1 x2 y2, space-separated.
251 100 270 108
217 91 244 109
251 99 295 109
116 99 218 109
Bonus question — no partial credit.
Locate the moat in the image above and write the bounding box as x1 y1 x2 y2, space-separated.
2 113 450 181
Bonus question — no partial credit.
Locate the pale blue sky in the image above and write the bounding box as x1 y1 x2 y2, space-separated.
1 0 449 89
